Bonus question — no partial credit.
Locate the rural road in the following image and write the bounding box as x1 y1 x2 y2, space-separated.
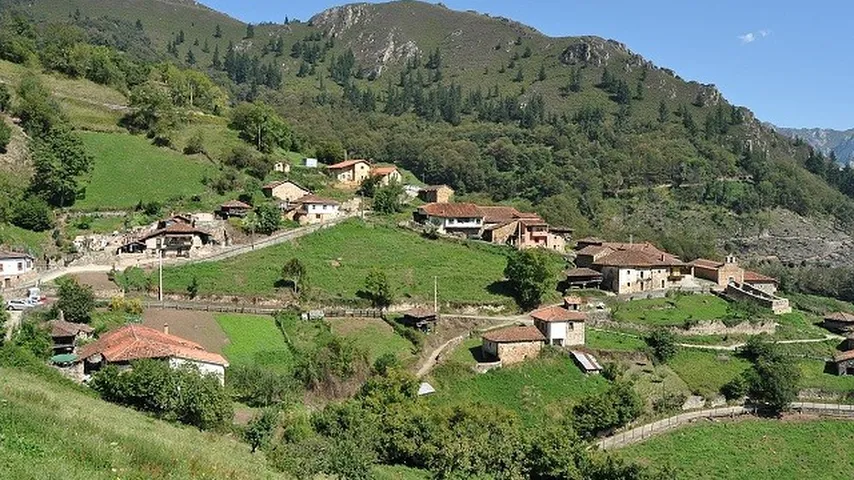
677 334 844 351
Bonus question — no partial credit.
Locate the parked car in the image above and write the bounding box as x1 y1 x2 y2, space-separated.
6 299 31 311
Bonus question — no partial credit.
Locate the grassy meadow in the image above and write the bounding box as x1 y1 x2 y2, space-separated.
77 132 216 210
0 368 284 480
328 317 417 364
668 349 750 398
611 294 731 326
622 418 854 479
162 220 526 306
214 313 293 371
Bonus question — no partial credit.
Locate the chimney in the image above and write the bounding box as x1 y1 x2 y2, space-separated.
163 323 169 335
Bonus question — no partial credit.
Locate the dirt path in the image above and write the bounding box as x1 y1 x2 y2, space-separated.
4 311 22 342
678 334 843 351
415 319 523 378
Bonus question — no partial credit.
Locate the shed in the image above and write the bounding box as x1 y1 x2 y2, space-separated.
402 308 439 331
833 350 854 376
564 267 603 290
823 312 854 333
481 326 545 365
569 350 603 374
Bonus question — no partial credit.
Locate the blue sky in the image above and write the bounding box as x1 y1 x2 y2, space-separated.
202 0 853 129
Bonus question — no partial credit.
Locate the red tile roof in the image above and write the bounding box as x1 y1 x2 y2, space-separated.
78 324 228 366
480 206 523 224
564 267 603 278
563 296 584 305
834 350 854 362
262 180 309 192
482 326 546 343
327 159 369 170
690 258 725 269
594 247 683 268
403 308 438 319
530 305 586 323
48 320 93 337
743 271 777 284
576 245 612 256
140 223 210 241
371 166 398 176
419 202 483 218
825 312 854 324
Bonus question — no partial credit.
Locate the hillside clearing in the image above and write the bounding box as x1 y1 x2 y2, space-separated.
0 368 284 480
622 417 854 479
162 220 524 306
611 294 731 326
77 132 216 210
213 313 292 371
328 317 416 364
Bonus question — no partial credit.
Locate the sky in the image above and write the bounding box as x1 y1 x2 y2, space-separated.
202 0 853 130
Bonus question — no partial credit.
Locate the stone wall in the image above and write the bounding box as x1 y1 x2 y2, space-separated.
497 341 542 365
725 283 791 314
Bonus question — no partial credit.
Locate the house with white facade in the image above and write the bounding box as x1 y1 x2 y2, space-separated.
530 305 586 347
0 251 35 289
574 240 696 295
414 203 484 237
327 159 372 185
290 194 340 225
77 324 229 384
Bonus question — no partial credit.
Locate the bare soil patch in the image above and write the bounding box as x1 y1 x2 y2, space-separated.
141 308 228 354
70 272 119 292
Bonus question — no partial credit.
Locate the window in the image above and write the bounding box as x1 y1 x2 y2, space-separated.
17 262 23 271
0 263 3 272
661 280 665 288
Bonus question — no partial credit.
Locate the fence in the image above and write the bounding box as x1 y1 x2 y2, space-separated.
141 301 383 318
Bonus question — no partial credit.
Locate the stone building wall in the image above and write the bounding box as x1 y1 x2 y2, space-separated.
496 341 543 365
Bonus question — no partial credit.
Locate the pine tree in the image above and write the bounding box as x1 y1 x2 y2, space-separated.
569 68 582 92
177 30 185 44
211 44 221 69
537 64 547 82
185 49 196 65
513 68 524 82
522 45 532 58
658 100 669 123
135 19 143 30
245 23 255 39
635 80 644 100
202 38 210 53
214 24 222 38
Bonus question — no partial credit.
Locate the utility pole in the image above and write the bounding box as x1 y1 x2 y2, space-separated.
158 249 163 303
433 275 438 313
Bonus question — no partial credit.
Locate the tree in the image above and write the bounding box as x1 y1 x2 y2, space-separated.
743 347 800 415
0 120 11 153
187 276 199 299
53 276 95 323
658 100 669 123
29 125 93 206
12 320 52 359
645 327 678 364
15 73 64 136
254 203 282 235
513 68 524 82
522 45 532 58
0 295 7 342
538 64 547 82
569 67 582 93
526 421 585 479
372 182 404 214
11 196 54 231
211 44 221 69
214 24 222 38
183 131 205 155
185 48 196 65
504 249 556 310
281 258 307 296
246 408 279 453
363 269 393 310
245 23 255 39
230 102 292 153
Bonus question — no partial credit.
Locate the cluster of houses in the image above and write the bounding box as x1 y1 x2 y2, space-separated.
48 321 228 384
413 189 570 251
480 296 600 373
564 238 791 313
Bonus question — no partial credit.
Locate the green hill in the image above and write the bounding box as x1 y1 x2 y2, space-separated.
0 368 284 480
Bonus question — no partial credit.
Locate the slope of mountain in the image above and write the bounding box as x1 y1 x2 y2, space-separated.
773 126 854 164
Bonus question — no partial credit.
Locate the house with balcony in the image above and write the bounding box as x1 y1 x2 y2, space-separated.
289 194 340 225
117 223 214 257
414 202 484 237
479 206 565 251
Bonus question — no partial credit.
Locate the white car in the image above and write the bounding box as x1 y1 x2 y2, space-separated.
6 299 31 311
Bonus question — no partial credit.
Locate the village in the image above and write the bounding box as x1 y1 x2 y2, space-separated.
5 153 854 423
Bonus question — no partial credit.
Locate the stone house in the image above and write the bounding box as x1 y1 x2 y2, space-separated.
418 185 454 204
262 180 311 203
479 206 565 251
563 268 603 290
530 305 586 347
117 223 214 257
833 350 854 376
48 320 94 354
77 324 229 385
742 271 779 295
0 251 35 289
823 312 854 333
573 240 695 295
327 159 371 184
217 200 252 218
481 326 545 365
401 308 439 332
690 256 745 287
370 166 402 186
414 202 484 237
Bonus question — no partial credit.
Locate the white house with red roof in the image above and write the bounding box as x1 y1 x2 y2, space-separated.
370 165 402 186
78 324 229 384
415 202 485 236
290 194 341 225
327 159 372 184
530 305 586 346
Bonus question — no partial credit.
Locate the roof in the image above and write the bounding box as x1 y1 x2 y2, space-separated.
78 324 228 366
482 326 546 343
48 320 94 338
825 312 854 323
417 382 436 396
576 237 606 245
327 159 369 170
140 223 210 241
371 166 398 176
403 308 437 319
743 271 777 284
220 200 252 209
576 245 612 257
262 179 309 192
594 248 684 268
690 258 725 269
563 296 584 305
295 194 340 206
530 306 586 323
418 202 483 218
480 206 523 224
0 251 34 260
834 350 854 362
420 185 453 192
570 350 603 372
564 267 603 278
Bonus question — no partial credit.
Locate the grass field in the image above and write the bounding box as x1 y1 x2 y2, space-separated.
429 349 608 425
214 314 292 371
163 220 524 306
328 317 416 364
622 418 854 479
668 349 750 398
76 132 216 210
611 294 731 326
0 223 49 254
0 368 284 480
798 359 854 394
587 329 647 352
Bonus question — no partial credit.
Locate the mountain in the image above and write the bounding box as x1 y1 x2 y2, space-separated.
772 126 854 164
5 0 854 267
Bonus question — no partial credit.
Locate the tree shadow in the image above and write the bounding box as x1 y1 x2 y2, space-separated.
468 345 492 363
486 280 514 298
273 278 294 290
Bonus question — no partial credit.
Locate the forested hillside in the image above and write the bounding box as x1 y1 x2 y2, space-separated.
2 0 854 263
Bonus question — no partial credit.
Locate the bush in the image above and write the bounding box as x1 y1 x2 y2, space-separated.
53 276 95 323
112 266 153 292
183 131 205 155
645 327 678 364
11 196 55 231
108 296 143 315
12 319 52 359
227 364 297 407
245 407 279 453
572 380 643 439
721 375 747 401
653 391 687 414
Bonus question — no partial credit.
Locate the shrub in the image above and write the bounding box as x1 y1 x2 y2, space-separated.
721 375 747 401
245 407 279 453
645 327 678 364
228 364 297 407
108 296 143 315
11 196 55 231
572 380 643 439
0 120 11 153
653 391 687 414
183 131 205 155
53 277 95 323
